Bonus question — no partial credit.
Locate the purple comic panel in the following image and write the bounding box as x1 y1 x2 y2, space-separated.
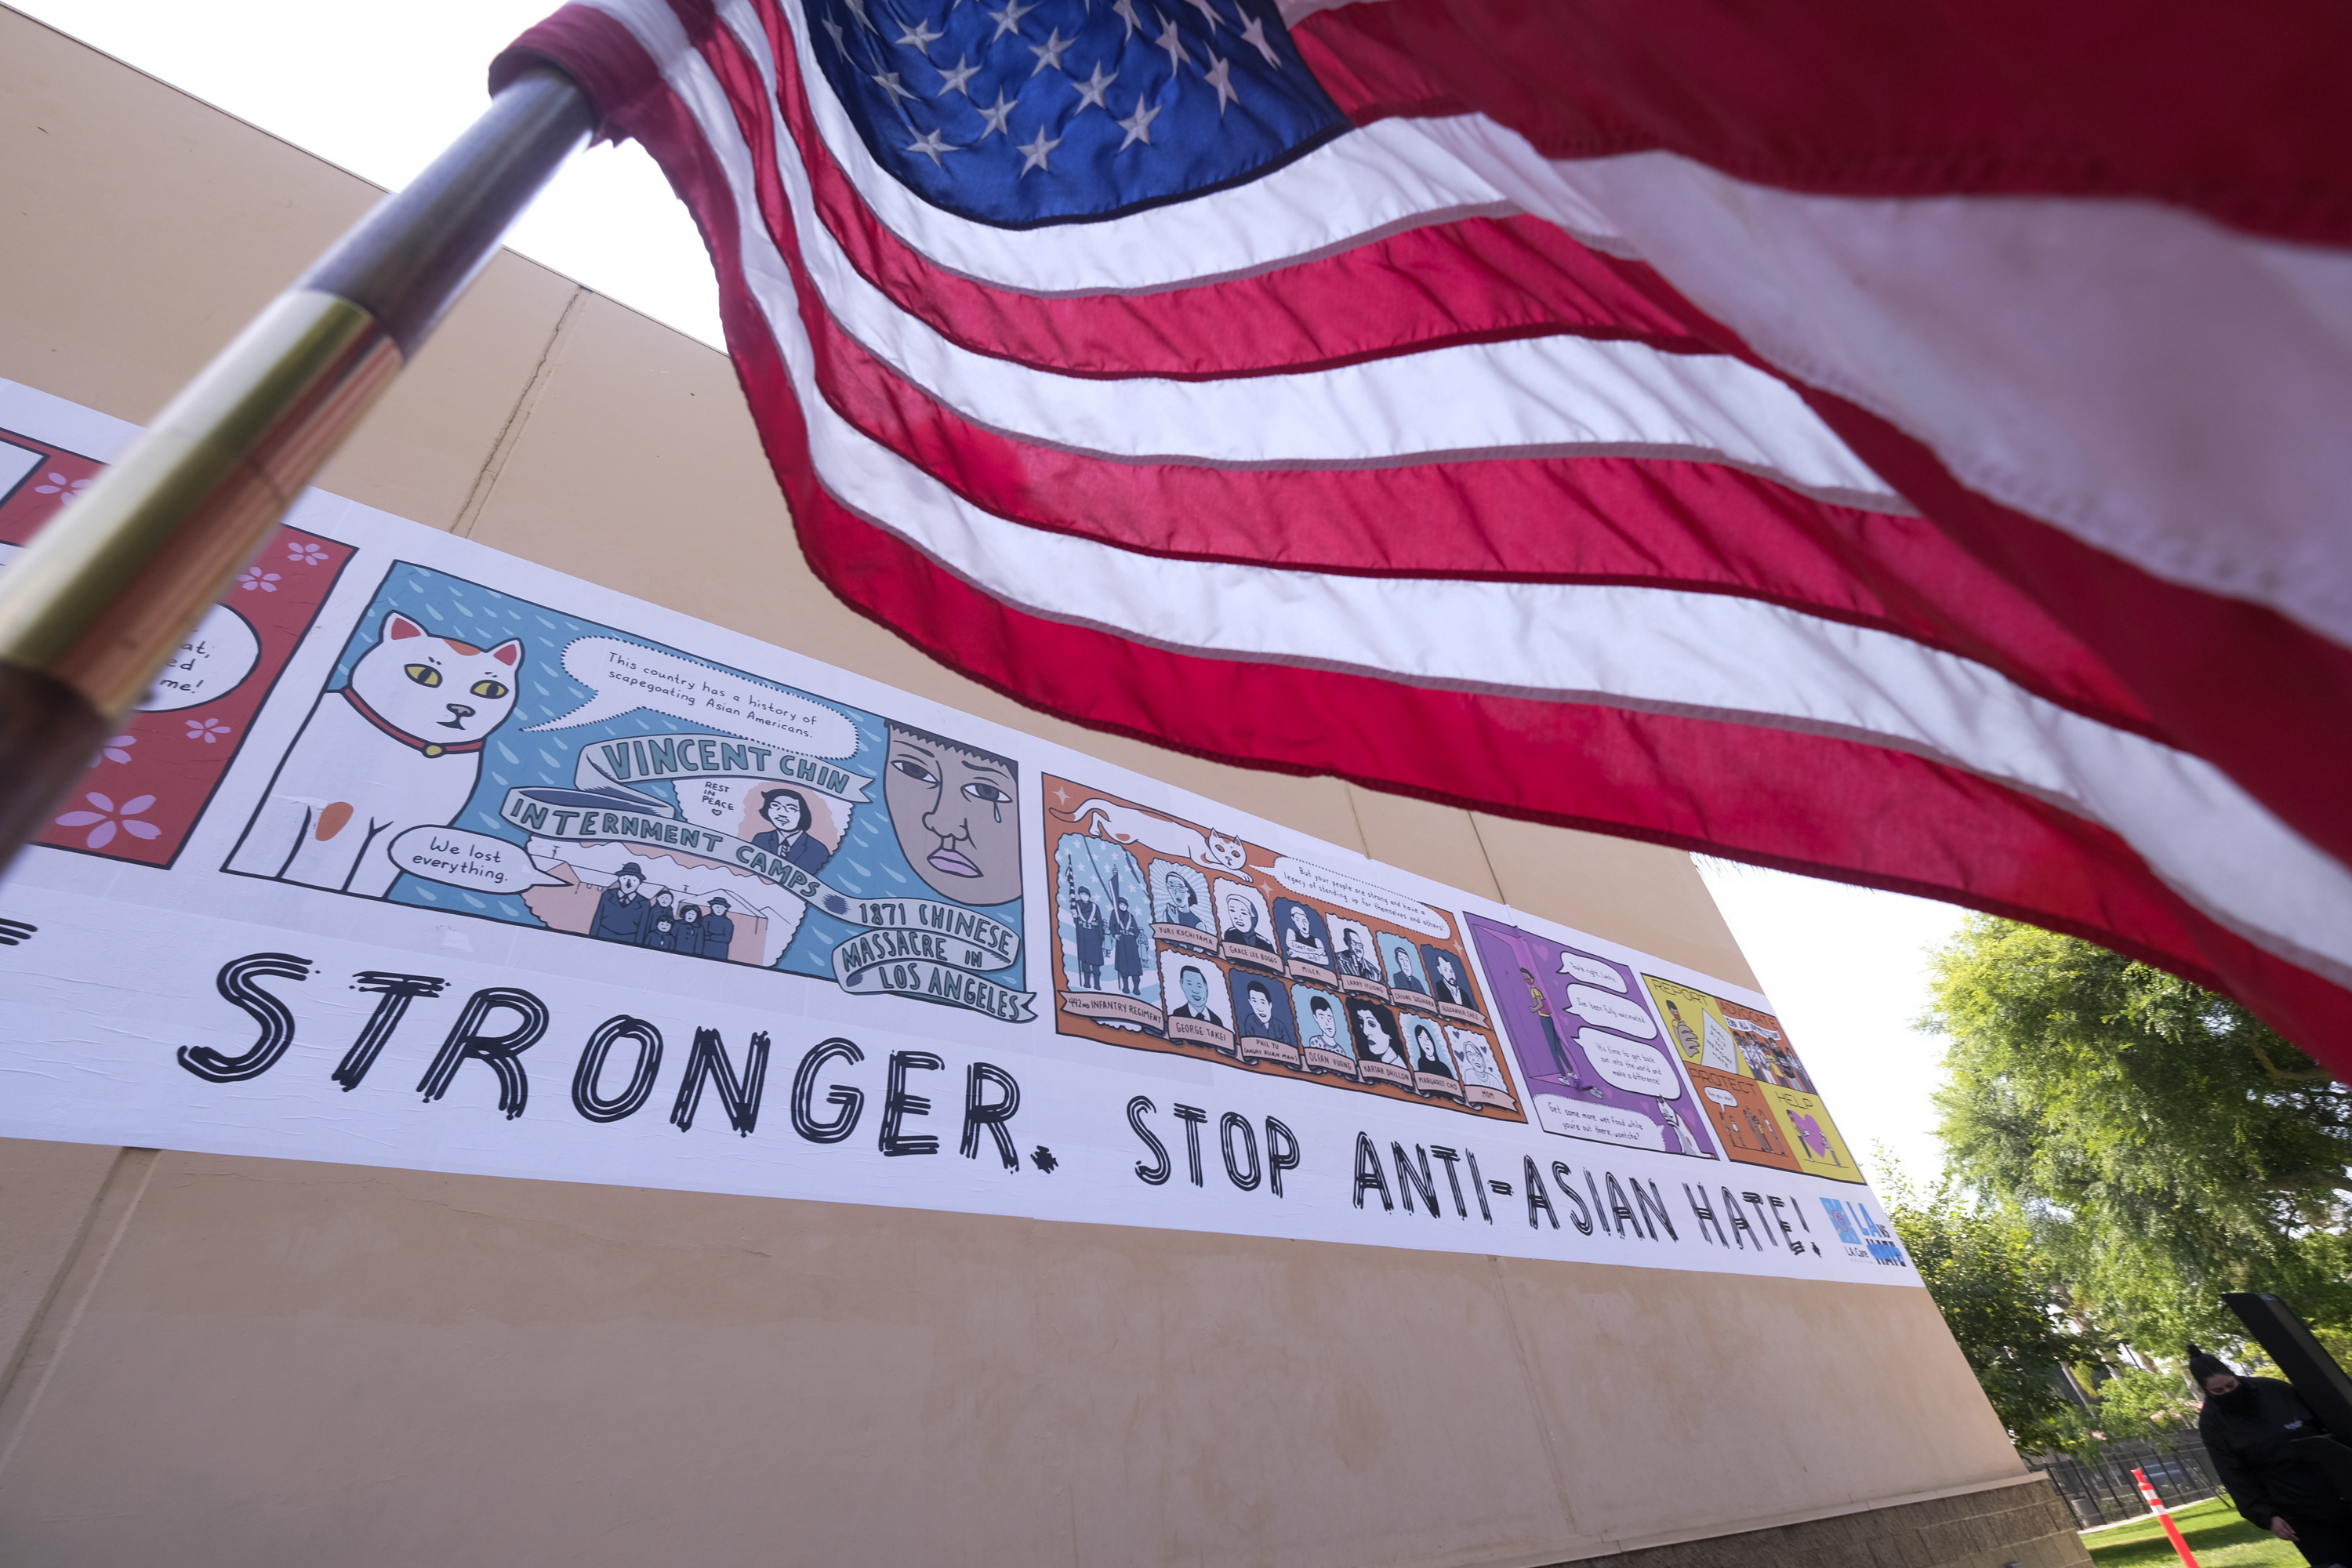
1466 915 1716 1159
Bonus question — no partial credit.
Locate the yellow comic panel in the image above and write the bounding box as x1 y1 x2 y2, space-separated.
1759 1084 1864 1185
1640 975 1744 1076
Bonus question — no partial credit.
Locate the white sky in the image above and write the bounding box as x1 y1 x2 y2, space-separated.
13 0 1966 1181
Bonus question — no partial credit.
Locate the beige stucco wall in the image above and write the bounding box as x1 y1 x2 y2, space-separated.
0 8 2022 1563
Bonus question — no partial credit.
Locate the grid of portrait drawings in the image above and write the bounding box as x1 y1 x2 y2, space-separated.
1043 778 1523 1119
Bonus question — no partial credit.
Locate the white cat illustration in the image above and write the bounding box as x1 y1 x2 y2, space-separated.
226 612 523 895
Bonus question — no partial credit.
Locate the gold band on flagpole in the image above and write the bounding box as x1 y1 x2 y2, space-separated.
0 65 594 873
0 293 398 715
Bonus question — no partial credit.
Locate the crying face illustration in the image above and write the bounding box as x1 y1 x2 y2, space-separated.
884 720 1023 906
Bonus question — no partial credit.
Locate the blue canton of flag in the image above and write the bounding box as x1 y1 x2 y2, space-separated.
804 0 1346 224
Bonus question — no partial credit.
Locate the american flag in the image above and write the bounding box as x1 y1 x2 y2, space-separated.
496 0 2352 1076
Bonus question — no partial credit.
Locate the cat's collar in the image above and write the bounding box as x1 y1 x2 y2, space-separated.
341 686 488 758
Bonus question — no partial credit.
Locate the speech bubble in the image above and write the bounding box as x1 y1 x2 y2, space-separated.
1704 1086 1740 1107
1577 1029 1679 1097
1534 1095 1664 1150
532 636 857 757
390 827 567 895
1564 985 1657 1039
1556 950 1627 992
136 604 260 712
1269 857 1447 938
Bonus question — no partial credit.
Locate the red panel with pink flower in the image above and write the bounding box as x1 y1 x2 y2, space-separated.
0 426 355 867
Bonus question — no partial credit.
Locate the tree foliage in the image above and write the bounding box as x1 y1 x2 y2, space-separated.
2089 1368 2200 1448
1926 917 2352 1352
1878 1170 2099 1453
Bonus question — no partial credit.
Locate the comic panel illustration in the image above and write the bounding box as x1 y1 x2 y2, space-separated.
1148 860 1215 953
1163 951 1234 1054
1468 915 1715 1158
1445 1025 1515 1110
1230 970 1300 1068
1056 835 1162 1030
4 425 356 869
1638 975 1856 1178
1041 776 1524 1120
1761 1083 1863 1184
1642 975 1746 1077
1292 984 1353 1076
1681 1062 1799 1173
220 561 1031 1020
1421 942 1488 1025
1271 897 1336 987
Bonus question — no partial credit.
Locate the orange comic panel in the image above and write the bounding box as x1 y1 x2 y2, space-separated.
1040 774 1523 1120
1682 1062 1800 1173
1717 998 1819 1094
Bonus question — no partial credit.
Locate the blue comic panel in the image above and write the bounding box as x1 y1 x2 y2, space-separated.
220 561 1031 1020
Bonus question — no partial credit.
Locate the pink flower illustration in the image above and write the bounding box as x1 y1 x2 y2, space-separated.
100 733 136 765
186 718 231 742
238 568 281 593
55 793 162 850
32 472 90 506
285 541 328 566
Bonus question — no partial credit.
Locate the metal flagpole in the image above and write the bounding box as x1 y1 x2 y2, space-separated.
0 65 596 873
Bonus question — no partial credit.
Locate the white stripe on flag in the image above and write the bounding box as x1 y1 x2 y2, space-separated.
812 230 1896 492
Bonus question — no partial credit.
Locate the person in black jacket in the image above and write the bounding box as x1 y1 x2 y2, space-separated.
2194 1348 2352 1568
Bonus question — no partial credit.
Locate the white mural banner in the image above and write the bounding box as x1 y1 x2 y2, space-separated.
0 376 1914 1285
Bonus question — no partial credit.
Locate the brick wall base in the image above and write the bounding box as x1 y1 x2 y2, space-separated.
1556 1476 2092 1568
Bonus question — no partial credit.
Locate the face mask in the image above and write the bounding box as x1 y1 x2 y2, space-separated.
2217 1384 2260 1414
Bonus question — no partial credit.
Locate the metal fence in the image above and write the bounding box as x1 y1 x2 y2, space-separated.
2029 1427 2227 1529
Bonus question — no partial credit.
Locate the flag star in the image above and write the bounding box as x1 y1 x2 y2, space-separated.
1069 60 1117 111
985 0 1035 37
822 16 849 52
871 70 920 104
1153 17 1190 73
1203 51 1236 113
906 126 959 165
1238 12 1280 67
1183 0 1223 31
1029 27 1075 73
1114 92 1163 148
1111 0 1143 38
844 0 874 29
1016 126 1062 176
933 52 980 95
975 89 1017 137
895 16 944 49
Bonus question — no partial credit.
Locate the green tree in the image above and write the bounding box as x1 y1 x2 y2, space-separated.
1878 1168 2100 1454
2092 1367 2200 1448
1926 917 2352 1352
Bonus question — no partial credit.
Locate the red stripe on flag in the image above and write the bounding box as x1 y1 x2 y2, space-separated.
1290 0 2352 245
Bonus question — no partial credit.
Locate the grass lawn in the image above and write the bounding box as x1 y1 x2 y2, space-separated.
2085 1497 2307 1568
